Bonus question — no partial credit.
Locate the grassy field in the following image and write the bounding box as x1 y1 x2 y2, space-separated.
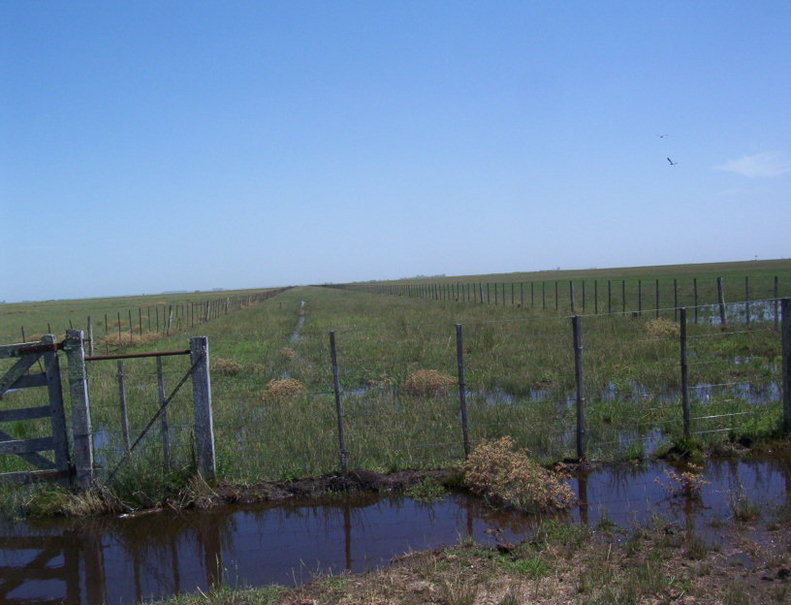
1 260 790 510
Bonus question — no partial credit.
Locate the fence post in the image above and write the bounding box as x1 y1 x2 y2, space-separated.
638 280 642 316
455 324 471 458
572 316 586 461
655 279 660 318
594 280 598 314
117 360 131 452
329 331 349 471
693 278 699 324
156 357 172 471
717 277 727 325
87 316 94 357
774 276 780 331
569 281 575 314
190 336 216 481
64 330 93 490
607 280 612 314
745 276 750 327
782 300 791 434
679 308 690 440
673 279 679 321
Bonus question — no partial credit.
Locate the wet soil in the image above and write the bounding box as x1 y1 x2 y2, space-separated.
212 468 453 506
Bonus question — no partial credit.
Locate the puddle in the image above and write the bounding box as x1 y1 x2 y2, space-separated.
289 301 306 343
2 457 789 604
697 300 778 325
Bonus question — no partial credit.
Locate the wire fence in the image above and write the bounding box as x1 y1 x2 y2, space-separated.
69 293 789 485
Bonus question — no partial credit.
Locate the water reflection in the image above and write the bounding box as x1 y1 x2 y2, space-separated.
1 456 789 604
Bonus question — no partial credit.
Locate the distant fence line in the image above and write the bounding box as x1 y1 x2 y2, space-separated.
11 288 290 355
327 274 790 326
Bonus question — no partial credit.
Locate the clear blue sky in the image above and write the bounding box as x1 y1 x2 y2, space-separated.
2 1 790 302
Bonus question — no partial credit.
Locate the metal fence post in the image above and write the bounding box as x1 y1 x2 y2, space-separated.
455 324 471 458
572 316 586 461
64 330 93 490
190 336 216 481
329 331 349 471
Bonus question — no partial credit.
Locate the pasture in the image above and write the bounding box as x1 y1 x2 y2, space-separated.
1 260 790 508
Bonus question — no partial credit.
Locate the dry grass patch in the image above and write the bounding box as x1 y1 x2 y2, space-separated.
279 347 297 360
263 378 307 402
646 317 680 339
103 331 162 348
462 436 575 513
214 358 243 376
402 369 456 397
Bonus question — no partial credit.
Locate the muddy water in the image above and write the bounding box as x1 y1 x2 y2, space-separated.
1 457 789 604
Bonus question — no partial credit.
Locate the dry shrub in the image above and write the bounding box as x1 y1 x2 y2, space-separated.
646 317 680 339
263 378 307 402
462 436 576 512
402 369 455 397
279 347 297 360
655 463 709 499
103 331 161 348
214 358 243 376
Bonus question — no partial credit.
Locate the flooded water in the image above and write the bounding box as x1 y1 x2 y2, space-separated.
1 456 789 604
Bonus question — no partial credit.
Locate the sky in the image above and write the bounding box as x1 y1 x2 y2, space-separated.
2 1 790 302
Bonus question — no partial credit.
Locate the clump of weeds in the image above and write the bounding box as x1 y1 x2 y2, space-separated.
262 378 307 402
213 357 243 376
402 369 456 397
645 317 680 339
655 463 709 499
462 436 575 513
405 478 448 503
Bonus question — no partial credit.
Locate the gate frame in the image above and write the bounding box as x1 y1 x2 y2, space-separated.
0 334 72 485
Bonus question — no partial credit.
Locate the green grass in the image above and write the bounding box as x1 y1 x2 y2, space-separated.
1 260 789 511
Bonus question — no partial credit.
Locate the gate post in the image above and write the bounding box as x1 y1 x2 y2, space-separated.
64 330 93 490
190 336 216 481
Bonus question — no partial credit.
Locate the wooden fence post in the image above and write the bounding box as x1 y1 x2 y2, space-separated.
782 300 791 434
87 316 94 357
607 280 612 314
455 324 471 458
190 336 216 481
679 308 690 440
621 280 626 313
693 278 699 324
717 277 727 325
745 276 750 327
673 279 678 321
329 331 349 471
569 281 575 315
64 330 93 490
774 276 780 331
572 316 586 461
638 280 642 316
554 281 558 311
655 279 660 318
594 280 598 314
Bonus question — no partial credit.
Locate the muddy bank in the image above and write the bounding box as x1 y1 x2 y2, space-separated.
211 468 455 506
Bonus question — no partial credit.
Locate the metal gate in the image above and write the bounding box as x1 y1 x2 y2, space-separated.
0 335 71 485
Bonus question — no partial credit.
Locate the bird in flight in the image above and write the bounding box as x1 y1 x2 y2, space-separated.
657 134 669 138
667 157 678 166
